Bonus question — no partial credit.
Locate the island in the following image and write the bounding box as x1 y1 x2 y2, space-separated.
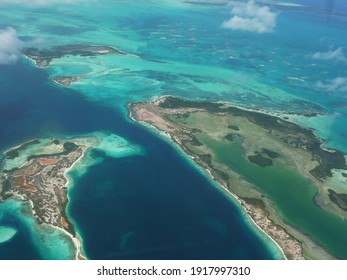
22 44 129 86
0 132 142 260
22 44 127 68
129 96 347 260
0 138 87 259
52 76 84 86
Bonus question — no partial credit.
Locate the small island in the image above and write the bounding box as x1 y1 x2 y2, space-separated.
22 44 129 86
129 96 347 260
52 76 84 86
22 44 127 68
0 138 87 259
0 132 142 260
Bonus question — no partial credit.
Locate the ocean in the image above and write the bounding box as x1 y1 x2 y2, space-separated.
0 0 346 259
0 59 280 259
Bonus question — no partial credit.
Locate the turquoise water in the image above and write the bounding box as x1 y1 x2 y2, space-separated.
0 60 280 259
0 0 346 259
4 1 346 124
0 198 75 259
0 226 17 244
200 136 347 259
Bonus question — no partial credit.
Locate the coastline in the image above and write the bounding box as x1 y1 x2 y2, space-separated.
22 54 44 68
52 225 85 260
62 143 90 260
127 96 347 260
207 169 289 260
0 137 91 260
0 131 145 260
128 106 288 260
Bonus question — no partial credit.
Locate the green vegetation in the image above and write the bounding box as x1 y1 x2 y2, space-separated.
247 149 280 167
159 96 347 179
23 45 125 66
133 96 347 259
262 148 280 159
199 153 212 165
328 189 347 211
248 154 273 167
2 167 19 174
27 142 78 161
5 139 40 159
189 136 203 146
63 142 78 151
224 133 236 141
228 125 240 131
0 179 12 199
197 134 347 259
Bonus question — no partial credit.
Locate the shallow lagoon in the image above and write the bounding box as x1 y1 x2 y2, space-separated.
0 0 347 259
200 136 347 259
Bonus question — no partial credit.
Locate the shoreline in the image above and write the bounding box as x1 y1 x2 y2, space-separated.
1 132 144 260
128 107 288 260
0 137 91 260
52 225 85 260
2 195 84 260
22 54 45 68
128 96 347 260
62 143 90 260
208 169 289 260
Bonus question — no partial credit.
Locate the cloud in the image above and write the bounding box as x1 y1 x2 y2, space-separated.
312 47 346 63
316 77 347 93
222 0 277 33
0 27 23 65
0 0 93 6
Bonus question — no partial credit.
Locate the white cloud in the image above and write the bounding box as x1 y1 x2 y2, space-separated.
222 0 277 33
0 27 23 65
316 77 347 93
312 47 346 63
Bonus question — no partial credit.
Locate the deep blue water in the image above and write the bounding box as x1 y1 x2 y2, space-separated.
69 148 269 260
1 0 346 260
0 61 122 149
0 60 276 259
